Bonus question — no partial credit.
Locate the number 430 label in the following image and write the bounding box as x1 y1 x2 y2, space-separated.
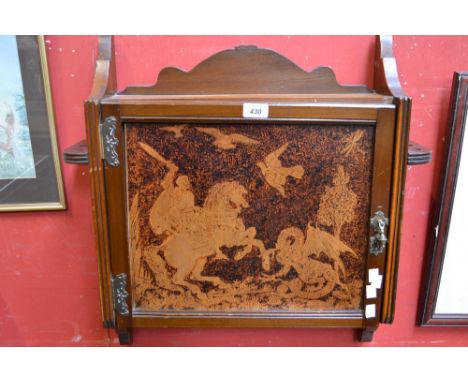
242 103 269 119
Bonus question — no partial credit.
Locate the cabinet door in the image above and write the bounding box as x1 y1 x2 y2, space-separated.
118 112 395 324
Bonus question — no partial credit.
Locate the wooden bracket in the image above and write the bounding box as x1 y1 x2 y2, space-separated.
87 35 116 102
82 35 118 330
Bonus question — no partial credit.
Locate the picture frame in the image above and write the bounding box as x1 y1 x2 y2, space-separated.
0 35 65 212
419 72 468 326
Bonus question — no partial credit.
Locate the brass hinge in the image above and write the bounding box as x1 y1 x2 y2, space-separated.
369 210 389 256
100 115 120 167
111 273 130 316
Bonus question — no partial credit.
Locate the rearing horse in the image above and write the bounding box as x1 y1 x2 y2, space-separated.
139 142 268 296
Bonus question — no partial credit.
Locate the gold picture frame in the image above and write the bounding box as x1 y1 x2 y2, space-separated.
0 36 65 211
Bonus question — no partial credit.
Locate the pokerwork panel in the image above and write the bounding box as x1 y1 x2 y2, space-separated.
126 122 375 313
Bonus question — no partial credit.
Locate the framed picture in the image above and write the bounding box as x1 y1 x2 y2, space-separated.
0 35 65 212
419 72 468 326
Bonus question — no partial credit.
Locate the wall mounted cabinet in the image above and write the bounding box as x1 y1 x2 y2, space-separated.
65 36 430 344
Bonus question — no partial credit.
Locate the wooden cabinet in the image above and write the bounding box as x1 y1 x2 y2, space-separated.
75 36 418 344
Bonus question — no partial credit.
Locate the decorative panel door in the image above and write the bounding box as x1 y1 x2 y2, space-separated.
123 120 390 316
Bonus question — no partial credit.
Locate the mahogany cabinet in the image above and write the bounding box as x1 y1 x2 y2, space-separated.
66 36 430 344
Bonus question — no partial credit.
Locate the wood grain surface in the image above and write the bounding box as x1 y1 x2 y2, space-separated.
126 122 374 312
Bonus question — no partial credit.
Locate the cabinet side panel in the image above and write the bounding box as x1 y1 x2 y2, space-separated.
85 101 114 327
381 98 411 323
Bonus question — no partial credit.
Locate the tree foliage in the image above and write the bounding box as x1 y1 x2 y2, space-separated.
317 166 357 238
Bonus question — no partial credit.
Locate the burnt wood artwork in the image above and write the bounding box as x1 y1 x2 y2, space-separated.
127 123 373 312
66 35 426 344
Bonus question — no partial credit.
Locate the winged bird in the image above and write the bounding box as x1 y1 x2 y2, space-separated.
196 127 259 149
160 124 187 138
257 143 304 196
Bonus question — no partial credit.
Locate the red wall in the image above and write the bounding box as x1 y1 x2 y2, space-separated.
1 35 468 346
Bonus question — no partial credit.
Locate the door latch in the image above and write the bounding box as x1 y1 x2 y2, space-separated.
369 210 389 256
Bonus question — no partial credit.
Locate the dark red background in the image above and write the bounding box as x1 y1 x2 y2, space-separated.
1 35 467 346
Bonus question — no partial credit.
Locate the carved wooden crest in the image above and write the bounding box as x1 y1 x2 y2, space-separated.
120 45 371 95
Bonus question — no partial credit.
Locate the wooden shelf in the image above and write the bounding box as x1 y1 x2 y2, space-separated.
64 139 432 166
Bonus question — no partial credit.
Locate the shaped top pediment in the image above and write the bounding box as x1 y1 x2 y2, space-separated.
119 45 372 96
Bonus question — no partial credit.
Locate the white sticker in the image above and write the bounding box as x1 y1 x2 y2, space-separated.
366 285 377 299
365 304 376 318
243 103 269 119
369 268 383 289
366 268 382 300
